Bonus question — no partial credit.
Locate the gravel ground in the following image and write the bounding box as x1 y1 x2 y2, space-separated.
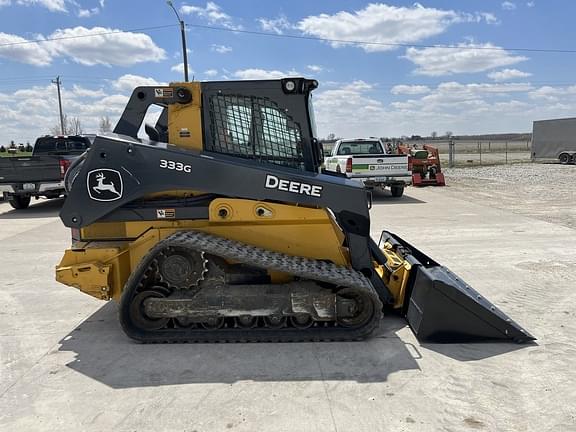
443 163 576 229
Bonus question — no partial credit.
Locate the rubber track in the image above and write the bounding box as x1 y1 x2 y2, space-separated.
119 230 383 343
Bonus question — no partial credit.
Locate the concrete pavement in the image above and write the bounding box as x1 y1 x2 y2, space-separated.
0 187 575 431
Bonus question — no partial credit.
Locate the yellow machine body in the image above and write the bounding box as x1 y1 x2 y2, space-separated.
167 82 204 152
56 197 411 305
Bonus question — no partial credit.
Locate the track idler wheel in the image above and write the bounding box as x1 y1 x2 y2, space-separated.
130 289 170 331
336 288 375 328
290 314 313 329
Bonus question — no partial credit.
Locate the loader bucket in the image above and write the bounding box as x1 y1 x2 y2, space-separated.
379 232 535 343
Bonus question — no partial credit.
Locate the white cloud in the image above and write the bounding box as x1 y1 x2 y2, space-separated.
15 0 66 12
47 26 166 66
384 81 544 135
528 86 576 102
306 65 324 73
526 1 535 7
391 85 431 95
297 4 497 53
475 12 500 25
431 81 533 98
404 42 527 76
180 2 241 30
0 26 166 67
314 81 389 137
78 7 99 18
310 78 576 137
71 84 106 98
204 69 218 77
0 32 52 66
0 82 133 141
488 68 532 81
502 1 517 10
258 15 292 34
211 44 232 54
170 62 194 76
3 77 576 144
232 68 300 80
112 74 162 93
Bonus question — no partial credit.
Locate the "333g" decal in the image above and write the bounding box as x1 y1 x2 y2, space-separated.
159 159 192 173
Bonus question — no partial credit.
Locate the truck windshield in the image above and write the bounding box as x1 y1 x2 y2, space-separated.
34 137 90 154
337 141 383 155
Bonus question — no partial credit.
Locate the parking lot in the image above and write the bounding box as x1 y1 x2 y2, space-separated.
1 163 575 431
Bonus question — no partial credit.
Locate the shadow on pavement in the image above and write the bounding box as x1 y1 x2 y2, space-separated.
0 198 63 219
421 340 535 361
371 190 425 205
58 302 421 388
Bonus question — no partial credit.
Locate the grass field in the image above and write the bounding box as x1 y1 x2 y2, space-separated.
0 151 33 157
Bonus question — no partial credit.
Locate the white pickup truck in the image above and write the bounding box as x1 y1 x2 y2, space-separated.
324 138 411 197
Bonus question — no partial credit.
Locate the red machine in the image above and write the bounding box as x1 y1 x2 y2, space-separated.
397 144 445 187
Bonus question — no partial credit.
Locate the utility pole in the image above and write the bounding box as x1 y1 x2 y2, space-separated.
167 1 189 82
51 76 65 134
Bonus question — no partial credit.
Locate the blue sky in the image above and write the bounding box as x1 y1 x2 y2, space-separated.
1 0 575 141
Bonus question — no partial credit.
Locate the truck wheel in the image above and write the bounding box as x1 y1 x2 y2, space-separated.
8 195 31 210
390 185 404 198
559 153 571 164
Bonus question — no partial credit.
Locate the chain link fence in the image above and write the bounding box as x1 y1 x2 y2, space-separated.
406 139 532 167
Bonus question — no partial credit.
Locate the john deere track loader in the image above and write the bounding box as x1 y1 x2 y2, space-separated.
56 78 533 343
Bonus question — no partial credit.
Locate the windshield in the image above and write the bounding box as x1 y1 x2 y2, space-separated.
34 137 90 154
337 141 383 155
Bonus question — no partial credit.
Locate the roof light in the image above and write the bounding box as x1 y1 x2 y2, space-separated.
284 80 296 92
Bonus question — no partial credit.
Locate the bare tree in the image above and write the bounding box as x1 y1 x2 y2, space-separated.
50 115 83 135
445 131 453 138
50 114 69 135
431 131 438 139
70 117 83 135
325 133 336 141
99 115 112 133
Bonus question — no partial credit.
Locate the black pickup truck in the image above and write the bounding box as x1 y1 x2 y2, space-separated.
0 135 91 209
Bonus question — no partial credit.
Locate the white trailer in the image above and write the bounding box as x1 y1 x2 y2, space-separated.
532 117 576 164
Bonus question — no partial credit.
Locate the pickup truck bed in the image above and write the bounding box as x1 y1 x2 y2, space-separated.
324 138 411 197
0 135 90 209
0 156 62 183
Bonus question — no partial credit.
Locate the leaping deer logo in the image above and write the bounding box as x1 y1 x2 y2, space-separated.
92 171 120 195
93 172 121 196
87 169 123 202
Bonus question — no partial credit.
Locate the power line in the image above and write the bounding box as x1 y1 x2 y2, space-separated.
183 23 576 54
0 21 574 55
